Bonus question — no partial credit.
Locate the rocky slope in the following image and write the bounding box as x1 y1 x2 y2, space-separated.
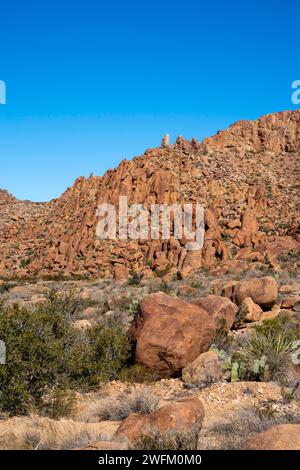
0 110 299 279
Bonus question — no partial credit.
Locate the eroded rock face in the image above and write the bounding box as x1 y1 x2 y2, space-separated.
116 396 205 441
243 424 300 450
233 276 278 310
0 110 299 279
128 292 217 377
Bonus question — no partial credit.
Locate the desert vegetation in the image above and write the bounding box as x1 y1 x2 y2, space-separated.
0 289 131 417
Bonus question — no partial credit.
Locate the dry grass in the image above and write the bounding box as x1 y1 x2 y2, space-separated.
79 387 160 422
0 415 118 450
198 404 300 450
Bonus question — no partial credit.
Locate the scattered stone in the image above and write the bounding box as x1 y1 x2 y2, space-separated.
182 351 221 386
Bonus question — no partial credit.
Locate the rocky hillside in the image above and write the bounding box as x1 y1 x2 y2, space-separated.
0 110 299 279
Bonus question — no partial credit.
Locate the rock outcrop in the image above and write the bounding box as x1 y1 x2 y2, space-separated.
0 110 299 279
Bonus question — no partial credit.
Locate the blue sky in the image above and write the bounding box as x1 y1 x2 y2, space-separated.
0 0 299 201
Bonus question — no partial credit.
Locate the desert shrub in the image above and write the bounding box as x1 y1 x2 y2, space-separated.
119 364 160 384
190 280 204 289
237 331 296 381
128 273 142 286
0 295 131 416
160 282 174 294
44 286 98 318
233 314 300 382
79 323 132 384
232 304 247 329
0 282 15 295
156 266 171 279
278 250 300 264
211 313 300 383
90 387 160 421
20 257 34 268
254 313 300 340
132 428 199 450
116 296 140 316
42 388 76 419
213 318 232 350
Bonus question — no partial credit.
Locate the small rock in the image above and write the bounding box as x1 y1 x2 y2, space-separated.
72 320 92 331
116 396 205 441
182 351 221 386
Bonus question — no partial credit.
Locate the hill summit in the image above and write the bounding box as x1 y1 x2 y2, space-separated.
0 110 299 279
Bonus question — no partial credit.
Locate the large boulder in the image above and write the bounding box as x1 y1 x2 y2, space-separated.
129 292 219 377
182 351 221 385
192 295 238 329
116 397 204 442
243 424 300 450
233 276 278 309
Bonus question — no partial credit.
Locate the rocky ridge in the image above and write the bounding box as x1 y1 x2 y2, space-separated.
0 110 299 279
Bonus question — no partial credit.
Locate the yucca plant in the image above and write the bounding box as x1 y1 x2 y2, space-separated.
238 331 296 381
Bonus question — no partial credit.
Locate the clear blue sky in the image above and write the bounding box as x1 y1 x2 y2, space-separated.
0 0 299 201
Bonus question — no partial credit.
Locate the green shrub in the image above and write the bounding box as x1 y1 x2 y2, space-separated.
0 293 131 416
254 313 300 340
82 323 132 384
43 388 76 419
20 257 34 268
128 273 142 286
0 282 15 295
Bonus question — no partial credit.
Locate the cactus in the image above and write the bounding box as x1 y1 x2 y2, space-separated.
252 355 268 377
231 362 239 382
210 345 232 370
253 359 260 375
